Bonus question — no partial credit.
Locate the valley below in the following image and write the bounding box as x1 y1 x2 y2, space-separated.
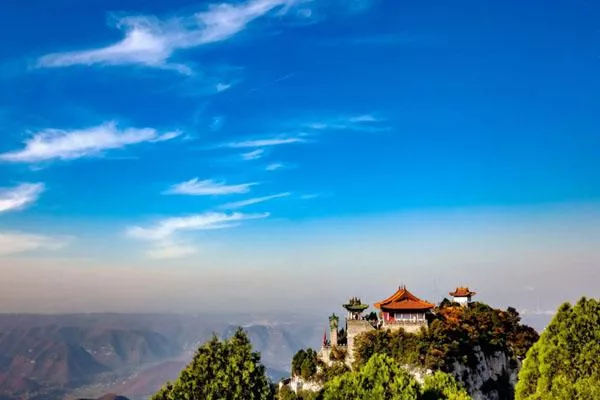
0 313 324 400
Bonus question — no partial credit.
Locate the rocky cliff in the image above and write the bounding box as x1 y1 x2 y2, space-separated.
451 347 519 400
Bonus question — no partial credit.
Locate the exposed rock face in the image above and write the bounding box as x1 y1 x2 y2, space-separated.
403 364 433 385
287 375 323 393
451 347 519 400
283 349 519 399
401 347 519 400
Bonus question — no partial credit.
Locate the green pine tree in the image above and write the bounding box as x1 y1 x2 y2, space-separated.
152 328 273 400
322 353 421 400
515 297 600 400
421 371 471 400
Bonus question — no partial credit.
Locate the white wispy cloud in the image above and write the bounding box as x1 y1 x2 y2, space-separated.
164 178 257 196
241 149 265 160
37 0 294 72
305 114 387 132
216 82 233 92
219 113 379 154
265 162 285 171
0 122 179 163
300 193 320 200
265 161 296 171
220 192 290 209
0 183 45 213
151 131 182 142
127 211 269 241
224 136 306 148
348 114 379 123
0 232 66 256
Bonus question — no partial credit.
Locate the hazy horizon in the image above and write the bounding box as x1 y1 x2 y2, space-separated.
1 0 599 323
1 203 598 325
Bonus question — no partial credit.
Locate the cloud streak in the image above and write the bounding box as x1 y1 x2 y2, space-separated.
164 178 257 196
265 163 285 171
0 122 179 163
0 232 66 256
300 193 321 200
127 211 269 241
241 149 265 160
37 0 293 73
220 192 290 209
224 136 306 148
219 113 382 153
305 114 387 132
0 183 44 213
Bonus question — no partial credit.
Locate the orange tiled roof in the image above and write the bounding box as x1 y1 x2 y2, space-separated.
374 286 434 311
449 287 476 297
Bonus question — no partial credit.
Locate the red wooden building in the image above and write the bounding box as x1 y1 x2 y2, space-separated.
374 286 434 330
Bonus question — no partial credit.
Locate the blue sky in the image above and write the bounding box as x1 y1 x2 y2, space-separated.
0 0 599 317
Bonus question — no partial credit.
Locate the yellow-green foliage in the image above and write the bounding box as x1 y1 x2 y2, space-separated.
321 354 471 400
515 297 600 400
278 385 320 400
421 371 472 400
318 361 350 383
322 354 421 400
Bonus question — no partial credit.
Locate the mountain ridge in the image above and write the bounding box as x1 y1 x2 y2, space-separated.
0 313 322 399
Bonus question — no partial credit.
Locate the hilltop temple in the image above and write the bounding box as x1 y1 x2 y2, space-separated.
449 286 477 306
319 285 475 366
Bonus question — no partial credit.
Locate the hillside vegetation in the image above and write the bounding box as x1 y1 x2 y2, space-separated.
147 298 600 400
152 328 273 400
321 354 470 400
288 301 539 399
354 301 539 372
515 297 600 400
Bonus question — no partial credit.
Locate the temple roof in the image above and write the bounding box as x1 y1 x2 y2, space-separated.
449 287 476 297
374 286 434 311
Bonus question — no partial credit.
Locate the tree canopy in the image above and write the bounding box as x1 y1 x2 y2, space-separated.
151 328 273 400
421 372 472 400
322 353 422 400
320 354 471 400
353 302 538 372
291 349 318 380
515 297 600 400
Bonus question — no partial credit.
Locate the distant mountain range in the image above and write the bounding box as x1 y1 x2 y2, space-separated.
78 395 130 400
0 313 322 400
